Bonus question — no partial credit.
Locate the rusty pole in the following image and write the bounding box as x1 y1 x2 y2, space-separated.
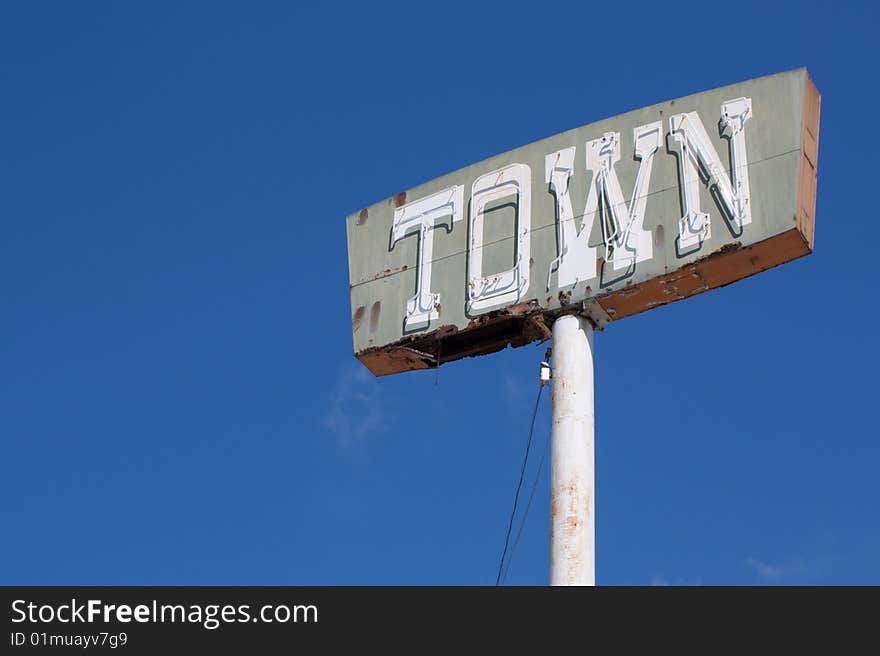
549 314 595 586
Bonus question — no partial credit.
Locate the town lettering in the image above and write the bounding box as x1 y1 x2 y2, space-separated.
389 97 753 330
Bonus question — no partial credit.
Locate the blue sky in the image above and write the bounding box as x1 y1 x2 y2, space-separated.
1 1 877 585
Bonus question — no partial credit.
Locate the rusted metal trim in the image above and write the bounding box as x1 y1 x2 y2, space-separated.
797 69 820 251
356 346 436 376
355 302 545 376
350 264 410 288
597 229 810 321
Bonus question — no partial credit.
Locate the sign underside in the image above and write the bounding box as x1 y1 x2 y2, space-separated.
346 69 820 376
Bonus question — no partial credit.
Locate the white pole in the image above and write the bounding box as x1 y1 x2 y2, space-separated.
549 314 595 586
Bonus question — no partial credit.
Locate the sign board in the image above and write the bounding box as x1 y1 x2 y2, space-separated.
346 69 820 376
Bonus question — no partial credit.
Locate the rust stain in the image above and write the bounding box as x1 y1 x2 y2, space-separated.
664 270 707 297
616 287 642 298
351 305 365 332
356 208 368 225
369 301 381 334
393 191 407 208
357 346 435 376
354 263 411 285
465 301 536 329
558 290 572 305
654 224 665 249
567 482 578 510
525 314 552 342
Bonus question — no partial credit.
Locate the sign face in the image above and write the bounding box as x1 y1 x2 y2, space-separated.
346 69 820 376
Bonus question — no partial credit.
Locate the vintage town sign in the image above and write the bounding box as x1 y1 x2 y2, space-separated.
346 69 820 376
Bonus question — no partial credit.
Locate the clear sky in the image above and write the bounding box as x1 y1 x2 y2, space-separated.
2 1 877 585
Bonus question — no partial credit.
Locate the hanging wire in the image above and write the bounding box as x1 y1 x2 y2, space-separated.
500 422 551 585
495 382 545 586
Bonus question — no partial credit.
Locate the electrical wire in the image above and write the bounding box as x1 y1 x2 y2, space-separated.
500 422 551 585
349 146 802 290
495 383 545 586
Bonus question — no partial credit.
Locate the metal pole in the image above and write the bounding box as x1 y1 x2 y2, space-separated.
550 314 595 586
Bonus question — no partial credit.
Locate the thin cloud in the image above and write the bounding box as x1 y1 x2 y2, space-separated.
323 365 389 449
745 556 809 582
650 573 702 586
503 375 525 405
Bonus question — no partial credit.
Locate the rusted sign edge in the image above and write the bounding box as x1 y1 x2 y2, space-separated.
357 228 812 376
797 70 820 251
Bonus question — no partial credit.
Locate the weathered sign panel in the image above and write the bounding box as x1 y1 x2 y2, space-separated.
346 68 820 376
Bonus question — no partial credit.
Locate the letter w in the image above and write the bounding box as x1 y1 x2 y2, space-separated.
546 122 662 288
